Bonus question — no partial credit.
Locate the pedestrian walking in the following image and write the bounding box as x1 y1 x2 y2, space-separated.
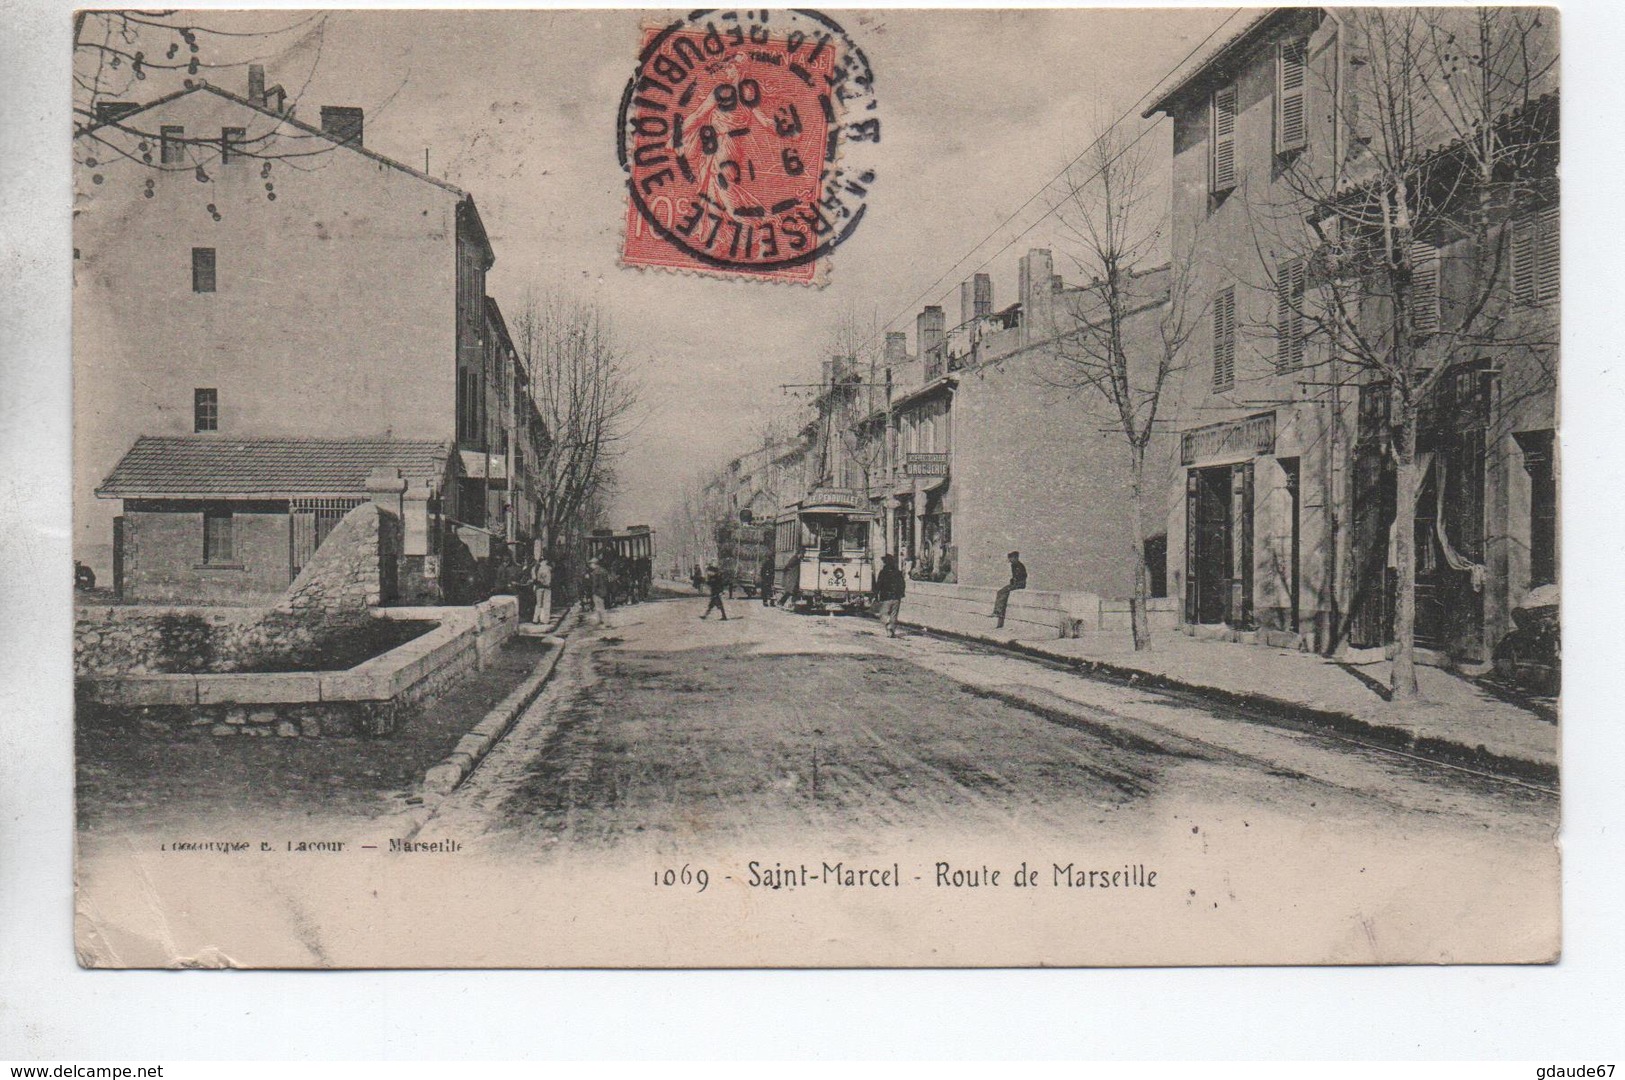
759 553 776 607
590 557 610 626
691 564 705 593
700 563 728 620
993 550 1027 629
874 553 906 637
530 555 553 625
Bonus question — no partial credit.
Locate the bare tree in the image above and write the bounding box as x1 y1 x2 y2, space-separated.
73 12 399 213
1050 123 1204 650
509 290 643 566
1261 7 1557 699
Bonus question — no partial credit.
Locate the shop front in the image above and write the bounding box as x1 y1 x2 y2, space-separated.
1176 411 1308 639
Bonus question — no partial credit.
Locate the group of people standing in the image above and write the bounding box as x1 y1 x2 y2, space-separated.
582 549 652 622
488 544 660 629
684 548 1027 637
491 550 555 626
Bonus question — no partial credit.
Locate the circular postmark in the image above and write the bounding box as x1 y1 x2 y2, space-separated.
617 9 880 278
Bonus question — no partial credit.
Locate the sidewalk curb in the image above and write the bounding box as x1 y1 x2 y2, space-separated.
418 615 574 800
901 619 1558 788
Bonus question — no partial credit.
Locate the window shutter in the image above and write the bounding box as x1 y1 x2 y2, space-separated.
1277 40 1308 153
1410 241 1440 336
1510 217 1535 303
1536 204 1560 302
1276 258 1306 370
1212 286 1236 389
1211 86 1237 193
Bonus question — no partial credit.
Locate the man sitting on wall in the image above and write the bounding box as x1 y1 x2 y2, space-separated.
993 550 1027 630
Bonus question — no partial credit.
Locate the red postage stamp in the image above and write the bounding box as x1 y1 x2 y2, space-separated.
618 9 881 285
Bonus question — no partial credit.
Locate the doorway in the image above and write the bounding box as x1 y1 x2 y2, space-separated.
1191 467 1231 624
1186 461 1254 627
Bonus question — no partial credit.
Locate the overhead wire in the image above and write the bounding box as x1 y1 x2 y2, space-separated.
853 8 1248 355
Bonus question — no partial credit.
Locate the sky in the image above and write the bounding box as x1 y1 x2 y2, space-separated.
120 7 1240 529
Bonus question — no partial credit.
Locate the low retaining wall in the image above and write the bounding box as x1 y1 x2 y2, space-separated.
901 580 1179 641
78 597 520 738
902 580 1075 639
73 604 363 678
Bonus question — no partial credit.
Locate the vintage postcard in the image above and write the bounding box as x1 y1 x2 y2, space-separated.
72 7 1560 968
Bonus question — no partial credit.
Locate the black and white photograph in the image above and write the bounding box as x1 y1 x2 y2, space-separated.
65 6 1563 968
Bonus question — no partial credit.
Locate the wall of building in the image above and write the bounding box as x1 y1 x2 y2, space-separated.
122 500 291 605
952 360 1161 598
74 89 462 581
1157 11 1348 647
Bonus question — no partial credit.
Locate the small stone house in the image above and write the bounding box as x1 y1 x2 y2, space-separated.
96 435 457 605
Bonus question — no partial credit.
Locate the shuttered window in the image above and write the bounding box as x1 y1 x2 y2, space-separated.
1276 258 1306 370
1276 40 1308 154
1211 86 1237 194
1411 241 1441 336
1511 205 1559 304
1212 286 1236 389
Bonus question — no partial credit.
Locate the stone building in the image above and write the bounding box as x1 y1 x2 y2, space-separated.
74 67 545 598
851 253 1175 600
96 436 455 605
1145 7 1559 663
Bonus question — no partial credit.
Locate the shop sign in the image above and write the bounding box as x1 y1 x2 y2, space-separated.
1181 413 1275 466
905 452 950 477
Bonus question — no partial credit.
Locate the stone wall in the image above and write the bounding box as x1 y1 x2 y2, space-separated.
284 501 384 616
901 579 1179 641
77 598 520 739
76 504 385 677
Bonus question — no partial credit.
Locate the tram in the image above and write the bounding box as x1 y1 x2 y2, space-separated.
586 525 655 603
772 492 877 613
715 518 772 598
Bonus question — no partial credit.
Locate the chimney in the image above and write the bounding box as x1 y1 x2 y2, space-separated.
917 305 946 376
960 279 975 327
247 64 265 104
884 331 908 366
1018 249 1055 341
320 105 364 147
974 272 993 319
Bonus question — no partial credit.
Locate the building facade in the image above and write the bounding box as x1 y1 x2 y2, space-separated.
846 252 1173 599
75 68 549 602
1148 8 1558 663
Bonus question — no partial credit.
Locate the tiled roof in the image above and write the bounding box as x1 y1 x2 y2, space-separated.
97 436 453 499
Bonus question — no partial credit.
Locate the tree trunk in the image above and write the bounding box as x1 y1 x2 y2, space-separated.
1391 408 1422 701
1129 447 1152 651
